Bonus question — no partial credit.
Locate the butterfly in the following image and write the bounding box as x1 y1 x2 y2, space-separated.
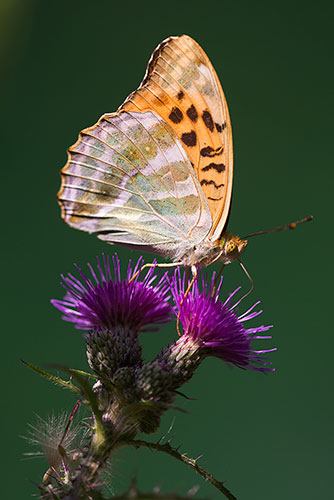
58 35 311 277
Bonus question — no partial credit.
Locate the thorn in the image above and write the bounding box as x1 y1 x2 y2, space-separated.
175 443 183 452
167 417 176 434
167 433 175 443
174 389 196 400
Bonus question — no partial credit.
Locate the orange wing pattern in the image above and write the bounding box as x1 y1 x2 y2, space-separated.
120 35 233 242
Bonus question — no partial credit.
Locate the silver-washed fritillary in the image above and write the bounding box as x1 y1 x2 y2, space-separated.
58 35 311 273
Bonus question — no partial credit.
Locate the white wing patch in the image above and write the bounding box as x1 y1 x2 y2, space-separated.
59 110 212 257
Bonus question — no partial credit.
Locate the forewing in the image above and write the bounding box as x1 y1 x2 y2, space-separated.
58 110 212 257
121 35 233 242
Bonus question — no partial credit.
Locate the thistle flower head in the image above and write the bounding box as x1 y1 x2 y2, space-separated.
51 254 171 332
170 269 275 372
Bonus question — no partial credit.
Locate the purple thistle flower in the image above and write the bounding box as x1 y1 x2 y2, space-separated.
170 269 276 372
51 254 172 332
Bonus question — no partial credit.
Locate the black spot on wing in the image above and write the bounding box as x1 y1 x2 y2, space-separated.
216 121 227 132
208 196 224 201
186 104 198 122
202 110 214 132
200 179 224 189
177 90 184 100
200 146 224 157
202 162 226 173
181 131 197 147
200 146 214 157
169 107 183 124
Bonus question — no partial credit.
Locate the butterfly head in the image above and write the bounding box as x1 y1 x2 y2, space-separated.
219 234 248 264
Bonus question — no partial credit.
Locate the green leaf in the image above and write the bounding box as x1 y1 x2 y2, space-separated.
69 368 97 380
22 360 81 396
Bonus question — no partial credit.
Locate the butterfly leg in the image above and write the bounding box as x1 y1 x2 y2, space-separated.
129 261 182 283
176 265 198 336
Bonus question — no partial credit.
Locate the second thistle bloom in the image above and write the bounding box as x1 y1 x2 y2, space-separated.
168 269 276 372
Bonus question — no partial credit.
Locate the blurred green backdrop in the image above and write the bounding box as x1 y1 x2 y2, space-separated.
2 1 332 499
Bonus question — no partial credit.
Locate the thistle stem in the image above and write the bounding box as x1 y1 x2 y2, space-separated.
123 439 238 500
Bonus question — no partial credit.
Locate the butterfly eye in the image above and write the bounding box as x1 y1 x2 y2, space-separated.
225 241 237 254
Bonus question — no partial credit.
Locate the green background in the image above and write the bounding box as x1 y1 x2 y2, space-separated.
2 1 332 499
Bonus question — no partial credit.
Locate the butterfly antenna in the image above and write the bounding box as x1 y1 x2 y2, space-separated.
177 265 198 336
242 215 313 239
229 261 254 311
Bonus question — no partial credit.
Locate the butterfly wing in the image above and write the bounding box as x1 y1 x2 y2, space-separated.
121 35 233 242
58 110 212 258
